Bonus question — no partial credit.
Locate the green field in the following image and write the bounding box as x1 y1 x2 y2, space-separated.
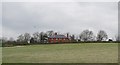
2 43 118 63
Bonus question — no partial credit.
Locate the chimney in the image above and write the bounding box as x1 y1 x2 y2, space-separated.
67 33 69 38
55 33 57 35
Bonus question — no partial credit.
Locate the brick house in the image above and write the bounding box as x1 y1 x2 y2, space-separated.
48 33 69 43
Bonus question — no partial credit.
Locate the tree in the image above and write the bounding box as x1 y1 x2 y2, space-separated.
38 32 49 43
24 33 31 43
33 32 41 42
70 34 77 42
1 37 8 43
40 32 45 43
46 30 54 37
79 29 95 41
17 34 24 42
17 33 31 43
115 34 120 42
9 37 14 42
30 37 35 43
43 33 48 43
97 30 108 41
70 34 75 40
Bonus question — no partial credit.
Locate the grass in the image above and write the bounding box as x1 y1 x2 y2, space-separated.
2 43 118 63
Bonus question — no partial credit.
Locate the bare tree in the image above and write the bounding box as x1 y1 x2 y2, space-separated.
17 34 24 42
97 30 108 41
79 29 94 41
1 37 8 43
46 30 54 37
24 33 31 43
38 32 49 43
115 34 120 42
33 32 41 42
43 33 48 43
40 32 44 43
17 33 31 43
70 34 75 40
9 37 14 42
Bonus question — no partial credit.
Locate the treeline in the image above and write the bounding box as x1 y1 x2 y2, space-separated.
1 29 119 47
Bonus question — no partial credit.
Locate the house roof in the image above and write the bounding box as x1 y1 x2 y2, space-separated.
49 35 68 38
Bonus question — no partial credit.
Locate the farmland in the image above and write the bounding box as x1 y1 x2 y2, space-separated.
2 43 118 63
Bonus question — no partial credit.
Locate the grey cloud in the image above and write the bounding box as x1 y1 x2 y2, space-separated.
2 2 118 39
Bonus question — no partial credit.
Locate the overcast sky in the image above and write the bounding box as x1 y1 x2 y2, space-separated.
2 2 118 40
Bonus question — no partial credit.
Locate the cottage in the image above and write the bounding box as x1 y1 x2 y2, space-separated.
48 33 69 43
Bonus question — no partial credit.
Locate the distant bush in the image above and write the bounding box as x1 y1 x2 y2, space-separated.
0 42 2 47
77 41 118 43
2 42 14 47
2 41 118 47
